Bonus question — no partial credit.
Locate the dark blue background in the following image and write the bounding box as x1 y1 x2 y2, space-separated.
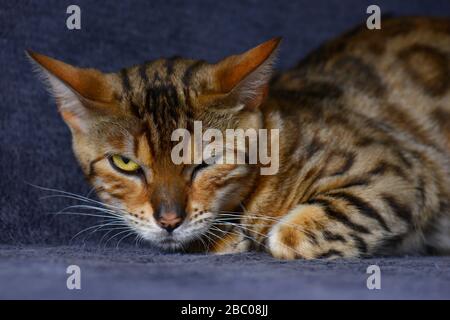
2 0 449 245
1 0 450 300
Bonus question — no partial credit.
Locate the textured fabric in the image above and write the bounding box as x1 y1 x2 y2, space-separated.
1 246 450 299
1 0 450 299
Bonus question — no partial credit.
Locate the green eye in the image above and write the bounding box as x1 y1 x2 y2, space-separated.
110 155 141 173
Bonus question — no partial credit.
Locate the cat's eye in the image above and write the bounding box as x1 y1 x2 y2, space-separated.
110 155 141 173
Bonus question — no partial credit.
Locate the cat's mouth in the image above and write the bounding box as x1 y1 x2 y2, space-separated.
128 211 219 251
157 237 183 250
147 232 190 251
150 228 197 251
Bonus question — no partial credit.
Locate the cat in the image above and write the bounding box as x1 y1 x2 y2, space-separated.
28 16 450 259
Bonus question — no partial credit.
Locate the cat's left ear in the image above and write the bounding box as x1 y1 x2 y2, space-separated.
26 51 118 133
208 37 281 111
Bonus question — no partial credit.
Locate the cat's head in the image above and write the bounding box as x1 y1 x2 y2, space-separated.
28 38 280 250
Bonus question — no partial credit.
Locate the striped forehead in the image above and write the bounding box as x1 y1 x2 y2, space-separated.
118 57 204 153
118 57 206 100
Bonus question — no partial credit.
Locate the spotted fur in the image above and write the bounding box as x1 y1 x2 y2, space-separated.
29 17 450 259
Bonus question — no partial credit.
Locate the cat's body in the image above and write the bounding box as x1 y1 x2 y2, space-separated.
219 17 450 259
29 17 450 259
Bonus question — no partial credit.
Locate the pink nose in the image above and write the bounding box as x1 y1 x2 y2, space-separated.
157 212 183 232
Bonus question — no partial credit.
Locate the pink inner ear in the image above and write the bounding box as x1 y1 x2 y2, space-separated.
215 37 281 93
60 110 85 133
28 50 115 104
247 84 270 110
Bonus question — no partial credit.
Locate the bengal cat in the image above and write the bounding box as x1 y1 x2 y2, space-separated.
28 17 450 259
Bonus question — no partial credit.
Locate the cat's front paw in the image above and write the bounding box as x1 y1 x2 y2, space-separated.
266 206 324 260
267 225 314 260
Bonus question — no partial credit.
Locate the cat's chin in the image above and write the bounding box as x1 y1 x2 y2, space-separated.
154 238 185 251
144 231 198 251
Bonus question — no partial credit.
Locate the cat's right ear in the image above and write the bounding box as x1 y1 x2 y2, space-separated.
205 37 281 111
26 51 117 133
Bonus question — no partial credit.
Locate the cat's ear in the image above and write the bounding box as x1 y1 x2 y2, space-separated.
26 50 117 133
208 37 281 110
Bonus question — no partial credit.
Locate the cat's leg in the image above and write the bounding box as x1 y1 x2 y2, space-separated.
267 197 403 259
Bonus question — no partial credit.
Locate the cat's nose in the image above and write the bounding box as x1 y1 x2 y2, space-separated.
157 212 183 233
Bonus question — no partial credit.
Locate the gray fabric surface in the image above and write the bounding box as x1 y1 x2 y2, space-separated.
1 245 450 299
1 0 450 299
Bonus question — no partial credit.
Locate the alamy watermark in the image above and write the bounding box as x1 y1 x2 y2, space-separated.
66 5 81 30
366 264 381 290
66 265 81 290
366 5 381 30
171 121 280 175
